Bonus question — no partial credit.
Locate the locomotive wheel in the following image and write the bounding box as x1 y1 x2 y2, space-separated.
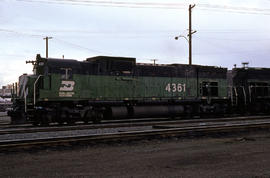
83 119 89 124
31 113 40 126
41 116 49 126
92 111 103 124
64 111 74 125
67 118 75 125
57 116 65 125
83 115 90 124
62 110 75 125
58 110 70 125
83 110 92 124
32 121 39 126
32 110 43 126
40 112 49 126
92 117 101 124
84 110 103 124
57 120 64 125
11 111 28 125
31 116 39 126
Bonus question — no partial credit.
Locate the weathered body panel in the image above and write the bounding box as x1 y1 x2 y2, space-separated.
38 74 227 102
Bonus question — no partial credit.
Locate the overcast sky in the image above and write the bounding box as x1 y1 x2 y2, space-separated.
1 0 270 86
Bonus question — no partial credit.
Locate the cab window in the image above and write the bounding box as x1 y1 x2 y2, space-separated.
200 82 218 97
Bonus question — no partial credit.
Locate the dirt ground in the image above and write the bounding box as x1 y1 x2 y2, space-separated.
1 131 270 178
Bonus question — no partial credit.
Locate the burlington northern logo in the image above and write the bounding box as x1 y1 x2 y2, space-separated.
59 81 75 91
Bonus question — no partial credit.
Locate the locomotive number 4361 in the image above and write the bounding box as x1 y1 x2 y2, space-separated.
165 83 186 93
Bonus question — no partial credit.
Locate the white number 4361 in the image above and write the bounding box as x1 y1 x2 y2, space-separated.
165 83 186 93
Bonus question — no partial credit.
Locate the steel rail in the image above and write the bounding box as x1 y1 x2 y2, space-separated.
1 121 270 150
1 115 270 135
0 117 171 129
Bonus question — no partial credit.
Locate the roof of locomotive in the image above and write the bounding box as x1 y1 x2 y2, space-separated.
232 67 270 71
46 58 80 67
39 55 226 70
36 54 80 68
231 67 270 81
35 54 227 78
86 56 136 63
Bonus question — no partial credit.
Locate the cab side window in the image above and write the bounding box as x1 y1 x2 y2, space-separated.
60 68 73 80
200 82 218 97
249 82 269 97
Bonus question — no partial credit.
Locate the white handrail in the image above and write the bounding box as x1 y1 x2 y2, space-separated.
34 75 43 106
249 86 252 103
24 88 27 113
233 87 238 105
230 86 234 106
241 86 247 105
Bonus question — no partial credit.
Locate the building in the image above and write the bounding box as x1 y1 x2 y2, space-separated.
0 85 12 98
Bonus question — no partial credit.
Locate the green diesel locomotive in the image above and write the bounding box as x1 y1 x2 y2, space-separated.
9 54 228 125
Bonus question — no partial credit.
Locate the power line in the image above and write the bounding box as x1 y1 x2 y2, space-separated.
0 28 111 55
0 29 42 38
14 0 187 9
1 27 270 43
198 3 270 13
0 28 178 39
53 37 112 55
194 36 270 42
14 0 270 15
17 0 270 12
3 27 269 36
197 7 270 16
198 29 269 34
186 3 270 15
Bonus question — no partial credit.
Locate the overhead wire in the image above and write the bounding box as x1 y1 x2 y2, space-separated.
2 27 267 36
14 0 187 9
1 26 269 44
197 7 270 16
0 28 112 55
3 0 270 56
53 37 113 55
198 3 270 13
14 0 270 15
0 29 43 38
0 27 179 39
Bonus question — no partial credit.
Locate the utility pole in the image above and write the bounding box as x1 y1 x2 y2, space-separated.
43 36 53 58
151 59 158 66
188 4 196 65
175 4 196 65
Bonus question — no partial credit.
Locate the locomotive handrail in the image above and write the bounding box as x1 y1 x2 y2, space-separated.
233 87 238 105
229 86 234 106
249 86 252 103
241 86 247 105
33 75 43 106
24 87 27 113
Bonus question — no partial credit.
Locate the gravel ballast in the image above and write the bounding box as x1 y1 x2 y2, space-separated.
1 131 270 177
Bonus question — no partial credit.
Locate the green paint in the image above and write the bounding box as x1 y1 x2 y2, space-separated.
37 74 228 102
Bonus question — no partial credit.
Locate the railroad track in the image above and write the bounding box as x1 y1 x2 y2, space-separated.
0 112 7 117
0 112 11 126
1 115 270 135
1 116 270 150
0 117 175 129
